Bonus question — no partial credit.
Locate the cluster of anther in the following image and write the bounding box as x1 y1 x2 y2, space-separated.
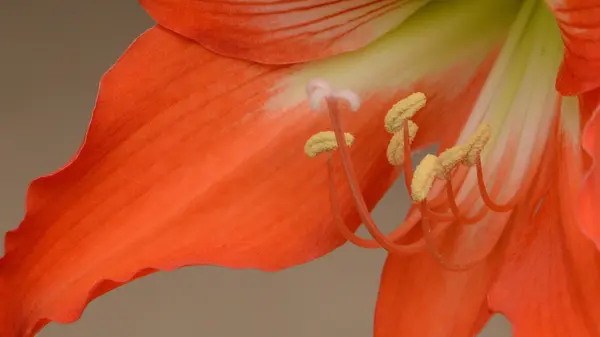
302 80 516 270
411 123 491 202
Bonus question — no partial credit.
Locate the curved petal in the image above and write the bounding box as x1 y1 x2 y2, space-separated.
139 0 431 64
2 27 387 336
402 0 562 264
489 115 600 336
547 0 600 94
373 252 496 337
579 89 600 248
373 122 557 337
268 0 522 145
0 2 514 334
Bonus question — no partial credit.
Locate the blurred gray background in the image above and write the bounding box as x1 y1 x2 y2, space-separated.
0 1 512 336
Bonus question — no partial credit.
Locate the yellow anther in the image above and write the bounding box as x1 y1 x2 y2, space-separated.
411 154 444 202
464 124 492 166
384 92 427 133
304 131 355 158
437 145 470 178
435 124 492 175
386 120 419 166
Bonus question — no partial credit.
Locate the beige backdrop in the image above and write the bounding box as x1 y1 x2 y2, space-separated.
1 1 512 336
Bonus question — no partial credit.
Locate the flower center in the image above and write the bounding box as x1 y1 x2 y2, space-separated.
303 81 523 271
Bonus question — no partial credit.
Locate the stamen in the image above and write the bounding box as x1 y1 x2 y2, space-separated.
304 131 355 158
438 145 470 178
460 124 516 213
410 154 444 202
326 96 421 255
402 119 416 197
409 121 516 270
326 155 379 249
386 120 418 166
303 80 517 273
326 154 431 250
412 121 516 215
305 81 430 254
475 157 518 212
410 157 488 224
420 201 489 271
463 124 492 166
433 144 495 223
444 177 489 224
384 92 426 133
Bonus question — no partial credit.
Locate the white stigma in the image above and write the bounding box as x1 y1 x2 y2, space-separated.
332 89 361 112
306 79 361 112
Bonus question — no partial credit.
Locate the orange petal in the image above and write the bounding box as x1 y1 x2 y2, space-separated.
372 122 558 337
409 0 563 267
549 0 600 94
0 22 499 336
374 250 497 337
138 0 432 64
579 89 600 248
488 110 600 336
373 142 555 337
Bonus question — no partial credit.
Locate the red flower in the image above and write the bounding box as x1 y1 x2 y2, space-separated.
1 0 599 336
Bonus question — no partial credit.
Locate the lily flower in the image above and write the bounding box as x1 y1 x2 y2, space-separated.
1 0 599 336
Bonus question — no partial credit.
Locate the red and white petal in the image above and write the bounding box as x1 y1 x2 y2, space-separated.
0 5 514 335
409 0 564 264
372 109 558 337
269 0 522 147
547 0 600 94
489 104 600 336
139 0 431 64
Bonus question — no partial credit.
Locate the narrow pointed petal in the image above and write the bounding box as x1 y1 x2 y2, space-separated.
547 0 600 94
374 252 496 337
139 0 431 64
489 110 600 336
0 2 515 334
579 89 600 248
